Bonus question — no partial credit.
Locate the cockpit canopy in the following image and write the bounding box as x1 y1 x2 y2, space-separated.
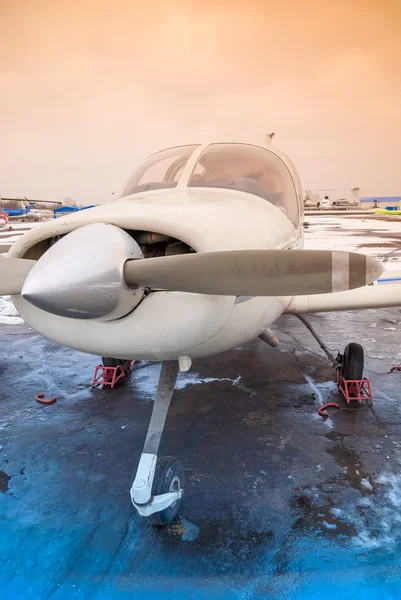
122 142 300 226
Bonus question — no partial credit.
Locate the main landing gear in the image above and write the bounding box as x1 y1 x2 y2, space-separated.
130 361 184 525
295 315 372 407
295 314 365 379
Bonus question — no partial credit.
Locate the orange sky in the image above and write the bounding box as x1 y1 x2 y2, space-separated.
1 0 401 202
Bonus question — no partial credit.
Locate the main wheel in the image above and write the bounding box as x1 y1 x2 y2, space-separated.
341 343 364 380
150 456 184 526
102 357 132 374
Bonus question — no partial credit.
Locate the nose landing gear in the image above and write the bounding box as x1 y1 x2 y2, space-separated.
130 361 184 525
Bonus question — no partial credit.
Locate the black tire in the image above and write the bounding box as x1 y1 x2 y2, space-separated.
102 357 132 374
341 343 364 380
150 456 184 526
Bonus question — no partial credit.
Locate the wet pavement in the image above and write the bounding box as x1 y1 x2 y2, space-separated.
1 307 401 599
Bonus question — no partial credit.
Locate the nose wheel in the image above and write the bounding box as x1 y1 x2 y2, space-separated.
150 456 185 525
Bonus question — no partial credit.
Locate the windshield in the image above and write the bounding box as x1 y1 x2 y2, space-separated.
188 143 299 226
121 145 199 197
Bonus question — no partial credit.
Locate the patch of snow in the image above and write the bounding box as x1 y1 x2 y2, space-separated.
360 478 374 491
353 472 401 550
357 497 372 508
303 373 336 429
376 473 401 507
134 364 242 402
302 373 324 405
353 529 383 550
175 372 241 390
0 296 23 325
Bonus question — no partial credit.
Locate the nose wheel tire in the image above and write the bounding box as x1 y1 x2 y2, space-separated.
102 357 132 375
341 343 364 380
150 456 185 526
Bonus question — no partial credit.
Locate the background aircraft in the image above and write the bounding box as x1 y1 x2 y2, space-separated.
1 201 40 220
1 140 400 525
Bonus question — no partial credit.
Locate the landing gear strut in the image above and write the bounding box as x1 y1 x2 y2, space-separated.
130 361 184 525
296 315 371 405
296 314 365 378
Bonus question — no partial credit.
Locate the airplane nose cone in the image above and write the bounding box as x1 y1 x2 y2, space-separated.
21 223 144 320
22 271 111 319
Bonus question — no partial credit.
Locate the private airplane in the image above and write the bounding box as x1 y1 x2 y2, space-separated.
1 140 400 525
1 201 39 220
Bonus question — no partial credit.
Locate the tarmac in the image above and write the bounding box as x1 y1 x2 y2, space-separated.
2 308 401 599
1 214 401 599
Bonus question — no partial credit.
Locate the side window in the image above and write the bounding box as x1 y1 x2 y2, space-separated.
188 143 299 226
136 156 184 187
122 145 198 197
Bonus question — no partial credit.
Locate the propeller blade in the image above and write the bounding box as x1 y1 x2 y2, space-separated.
0 257 36 295
124 249 383 297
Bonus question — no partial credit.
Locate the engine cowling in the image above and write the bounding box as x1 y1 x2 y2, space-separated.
22 223 144 321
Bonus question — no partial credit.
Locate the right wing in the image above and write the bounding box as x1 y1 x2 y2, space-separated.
285 275 401 314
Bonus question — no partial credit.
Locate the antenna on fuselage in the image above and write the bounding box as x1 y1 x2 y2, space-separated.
265 132 275 146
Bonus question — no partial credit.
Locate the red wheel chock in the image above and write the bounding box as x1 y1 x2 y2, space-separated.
337 371 373 404
36 393 57 405
92 365 126 389
318 372 373 418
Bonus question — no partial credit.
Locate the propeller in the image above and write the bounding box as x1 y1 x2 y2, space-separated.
0 249 383 301
0 222 383 321
123 249 383 297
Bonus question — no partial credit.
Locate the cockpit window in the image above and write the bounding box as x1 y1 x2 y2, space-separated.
188 143 299 226
122 144 199 197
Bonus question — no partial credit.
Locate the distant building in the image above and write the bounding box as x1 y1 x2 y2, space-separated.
360 196 401 210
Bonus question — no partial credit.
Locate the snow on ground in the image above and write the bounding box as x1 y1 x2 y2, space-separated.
305 214 401 273
0 296 23 325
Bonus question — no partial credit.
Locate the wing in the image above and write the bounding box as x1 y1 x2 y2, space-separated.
285 277 401 314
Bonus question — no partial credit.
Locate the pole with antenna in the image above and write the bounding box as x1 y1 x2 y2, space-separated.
265 132 275 146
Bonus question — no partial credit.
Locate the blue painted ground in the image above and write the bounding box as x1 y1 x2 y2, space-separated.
1 309 401 599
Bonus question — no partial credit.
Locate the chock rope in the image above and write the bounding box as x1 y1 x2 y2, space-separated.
35 393 57 405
